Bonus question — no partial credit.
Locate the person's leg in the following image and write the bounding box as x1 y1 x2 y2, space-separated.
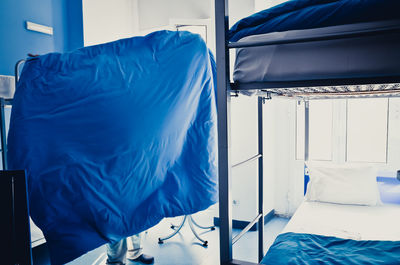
106 238 127 265
127 233 142 260
127 233 154 264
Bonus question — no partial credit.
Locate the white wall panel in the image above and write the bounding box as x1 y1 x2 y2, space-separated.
255 0 289 11
309 100 333 161
346 98 388 163
385 98 400 172
264 98 303 216
82 0 138 46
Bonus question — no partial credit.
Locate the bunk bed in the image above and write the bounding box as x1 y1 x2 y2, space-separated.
214 0 400 264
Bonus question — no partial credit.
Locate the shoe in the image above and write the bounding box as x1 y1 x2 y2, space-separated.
106 260 125 265
128 254 154 264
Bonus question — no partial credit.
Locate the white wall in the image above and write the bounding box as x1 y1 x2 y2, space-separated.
255 0 288 11
136 0 254 54
137 0 254 30
228 0 255 26
82 0 139 46
137 0 211 31
387 98 400 173
82 0 256 46
263 98 304 217
230 96 259 220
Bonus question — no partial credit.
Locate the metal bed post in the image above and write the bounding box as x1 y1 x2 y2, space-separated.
257 97 264 262
15 59 26 89
304 101 310 162
304 100 310 194
2 170 32 265
215 0 233 264
0 98 8 170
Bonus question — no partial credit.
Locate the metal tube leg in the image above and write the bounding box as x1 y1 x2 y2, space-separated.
170 221 182 230
188 216 208 247
0 99 8 170
158 216 187 244
190 216 216 230
258 97 264 262
304 101 310 162
215 0 233 262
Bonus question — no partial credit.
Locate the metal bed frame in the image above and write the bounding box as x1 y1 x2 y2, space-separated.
214 0 400 264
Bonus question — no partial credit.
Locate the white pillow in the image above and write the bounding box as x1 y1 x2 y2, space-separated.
305 164 380 206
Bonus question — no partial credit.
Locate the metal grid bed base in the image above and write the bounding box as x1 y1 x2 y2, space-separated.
234 83 400 100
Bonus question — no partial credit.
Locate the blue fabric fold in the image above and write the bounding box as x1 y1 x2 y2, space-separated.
229 0 400 42
8 30 218 264
262 232 400 265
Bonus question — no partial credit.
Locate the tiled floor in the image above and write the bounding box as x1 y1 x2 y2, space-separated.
34 208 289 265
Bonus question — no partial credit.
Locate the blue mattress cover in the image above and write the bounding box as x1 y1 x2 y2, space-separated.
229 0 400 42
262 232 400 265
8 31 218 264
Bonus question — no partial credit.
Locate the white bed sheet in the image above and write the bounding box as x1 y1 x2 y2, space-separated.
282 201 400 241
30 218 45 247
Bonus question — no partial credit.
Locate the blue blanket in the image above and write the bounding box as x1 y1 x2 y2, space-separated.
229 0 400 42
8 31 218 264
262 232 400 265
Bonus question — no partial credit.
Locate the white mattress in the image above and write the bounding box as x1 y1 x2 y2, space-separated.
282 201 400 241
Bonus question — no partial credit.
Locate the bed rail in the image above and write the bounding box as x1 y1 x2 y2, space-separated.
232 213 262 245
228 23 400 49
15 59 26 85
232 154 261 168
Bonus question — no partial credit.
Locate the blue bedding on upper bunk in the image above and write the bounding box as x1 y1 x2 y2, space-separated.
262 232 400 265
229 0 400 42
8 31 218 265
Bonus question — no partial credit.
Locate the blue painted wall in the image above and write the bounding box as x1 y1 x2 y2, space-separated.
0 0 83 76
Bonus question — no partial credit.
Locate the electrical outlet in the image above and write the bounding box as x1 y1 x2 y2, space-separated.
233 200 240 206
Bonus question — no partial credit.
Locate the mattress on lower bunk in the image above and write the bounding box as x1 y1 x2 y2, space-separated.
233 20 400 84
283 201 400 241
261 202 400 264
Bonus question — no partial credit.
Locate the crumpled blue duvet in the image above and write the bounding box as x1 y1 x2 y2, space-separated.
262 232 400 265
8 30 218 264
229 0 400 42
